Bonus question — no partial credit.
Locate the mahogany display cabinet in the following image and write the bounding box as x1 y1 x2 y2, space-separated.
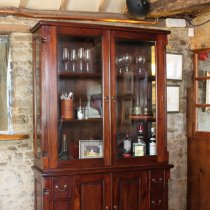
31 20 173 210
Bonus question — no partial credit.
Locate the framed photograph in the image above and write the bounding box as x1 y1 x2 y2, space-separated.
167 86 180 112
79 140 103 159
166 53 183 80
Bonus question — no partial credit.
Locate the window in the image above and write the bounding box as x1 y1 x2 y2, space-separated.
0 36 11 133
194 50 210 132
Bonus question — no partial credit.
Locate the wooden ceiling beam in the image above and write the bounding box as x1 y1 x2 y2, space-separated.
60 0 69 10
148 0 210 17
19 0 28 8
0 8 157 25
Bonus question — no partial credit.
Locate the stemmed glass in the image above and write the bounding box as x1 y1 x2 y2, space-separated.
123 53 132 72
77 48 85 72
115 55 123 74
135 55 145 74
62 48 70 71
70 49 77 72
84 49 91 72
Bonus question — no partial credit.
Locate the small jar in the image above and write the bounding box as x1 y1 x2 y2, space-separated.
77 106 84 120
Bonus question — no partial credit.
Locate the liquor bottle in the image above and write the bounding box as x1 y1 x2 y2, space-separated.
149 127 156 155
133 124 146 156
58 134 69 160
123 134 132 158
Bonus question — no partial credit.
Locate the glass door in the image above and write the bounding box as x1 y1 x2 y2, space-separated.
194 49 210 132
111 32 157 165
56 28 108 167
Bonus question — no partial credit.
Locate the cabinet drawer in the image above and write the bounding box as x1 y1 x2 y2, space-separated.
150 170 164 190
150 191 164 210
53 201 71 210
53 176 72 199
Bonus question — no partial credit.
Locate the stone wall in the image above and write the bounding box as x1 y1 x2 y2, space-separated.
0 33 34 210
190 11 210 49
166 27 193 210
0 17 192 210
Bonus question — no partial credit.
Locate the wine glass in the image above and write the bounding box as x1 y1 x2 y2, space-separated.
123 53 132 72
135 55 145 74
84 49 91 72
62 48 70 71
70 49 77 72
77 48 85 72
115 55 123 74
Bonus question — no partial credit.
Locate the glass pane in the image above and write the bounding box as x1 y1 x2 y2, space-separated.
0 36 10 132
34 35 42 158
198 52 210 77
196 107 210 131
115 40 156 158
196 79 210 104
57 35 103 160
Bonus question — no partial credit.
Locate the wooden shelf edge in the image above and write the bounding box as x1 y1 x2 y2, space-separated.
0 134 30 141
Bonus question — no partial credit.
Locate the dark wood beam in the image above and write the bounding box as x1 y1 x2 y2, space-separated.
148 0 210 17
0 8 157 25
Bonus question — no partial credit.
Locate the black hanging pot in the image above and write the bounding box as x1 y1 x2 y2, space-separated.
126 0 150 19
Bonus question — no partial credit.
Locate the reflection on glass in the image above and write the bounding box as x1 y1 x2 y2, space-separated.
57 36 103 161
198 52 210 77
196 107 210 131
196 79 210 104
115 40 156 158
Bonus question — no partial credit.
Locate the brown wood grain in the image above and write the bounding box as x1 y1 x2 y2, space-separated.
31 21 172 210
0 134 29 140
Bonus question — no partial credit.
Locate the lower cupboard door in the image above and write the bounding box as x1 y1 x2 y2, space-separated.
113 171 149 210
74 173 111 210
53 201 71 210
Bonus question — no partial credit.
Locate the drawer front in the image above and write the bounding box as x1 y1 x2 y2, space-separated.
53 201 71 210
53 176 72 199
150 191 164 210
150 170 164 190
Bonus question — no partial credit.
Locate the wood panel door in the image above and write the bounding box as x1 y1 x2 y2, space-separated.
113 171 149 210
187 49 210 210
74 173 111 210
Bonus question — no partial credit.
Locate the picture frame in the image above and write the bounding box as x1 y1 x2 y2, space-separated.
79 140 103 159
166 53 183 80
167 86 180 112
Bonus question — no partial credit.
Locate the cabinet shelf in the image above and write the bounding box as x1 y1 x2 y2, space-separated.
59 72 102 78
117 74 155 81
60 118 102 123
128 115 155 121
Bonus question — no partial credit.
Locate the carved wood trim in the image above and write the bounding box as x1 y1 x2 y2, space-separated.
0 134 30 140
